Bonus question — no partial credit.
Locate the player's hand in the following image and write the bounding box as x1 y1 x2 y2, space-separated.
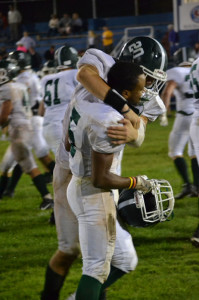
107 119 138 145
135 175 153 193
159 112 168 126
121 105 140 129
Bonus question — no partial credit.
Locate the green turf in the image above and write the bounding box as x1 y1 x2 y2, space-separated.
0 114 198 300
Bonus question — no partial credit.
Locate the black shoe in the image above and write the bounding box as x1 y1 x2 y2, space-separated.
174 183 192 199
48 211 55 225
191 225 199 248
3 189 15 198
40 197 54 210
190 185 199 198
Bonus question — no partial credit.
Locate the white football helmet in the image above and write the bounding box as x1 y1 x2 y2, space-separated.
118 179 175 227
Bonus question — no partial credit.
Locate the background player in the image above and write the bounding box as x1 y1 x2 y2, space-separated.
189 57 199 247
0 60 54 210
2 50 55 198
160 47 198 199
39 45 79 156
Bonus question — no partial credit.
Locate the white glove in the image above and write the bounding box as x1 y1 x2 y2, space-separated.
159 112 168 126
135 175 153 193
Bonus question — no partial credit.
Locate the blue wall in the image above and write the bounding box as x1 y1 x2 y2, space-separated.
2 12 198 61
88 13 173 30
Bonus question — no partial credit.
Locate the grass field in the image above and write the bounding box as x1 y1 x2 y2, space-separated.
0 114 199 300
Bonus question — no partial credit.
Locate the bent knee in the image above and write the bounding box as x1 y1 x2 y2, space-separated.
58 243 80 257
112 249 138 273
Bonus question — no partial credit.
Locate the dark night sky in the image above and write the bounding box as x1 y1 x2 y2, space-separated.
0 0 173 22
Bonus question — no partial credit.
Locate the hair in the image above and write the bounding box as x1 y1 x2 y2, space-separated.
107 61 144 94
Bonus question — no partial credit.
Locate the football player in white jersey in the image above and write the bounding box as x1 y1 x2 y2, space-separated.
0 60 54 210
2 51 55 198
41 37 168 300
39 45 79 156
160 47 198 199
189 57 199 247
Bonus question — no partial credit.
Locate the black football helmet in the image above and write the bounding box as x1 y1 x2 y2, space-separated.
118 36 168 100
8 50 31 70
117 179 174 228
173 47 196 67
54 45 79 70
0 59 20 85
42 60 57 75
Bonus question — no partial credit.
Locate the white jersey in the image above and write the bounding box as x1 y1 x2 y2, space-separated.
167 66 195 114
15 70 42 107
0 81 30 126
70 49 124 176
56 49 116 169
41 69 78 126
190 57 199 111
68 98 124 177
76 48 115 103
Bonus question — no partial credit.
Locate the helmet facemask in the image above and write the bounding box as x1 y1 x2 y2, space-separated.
135 179 174 224
0 68 9 85
0 61 20 85
140 66 167 102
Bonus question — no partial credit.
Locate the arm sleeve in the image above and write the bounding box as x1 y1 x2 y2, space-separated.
88 123 124 154
142 95 166 122
77 48 115 78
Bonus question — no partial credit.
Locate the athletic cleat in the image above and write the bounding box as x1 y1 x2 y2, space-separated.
48 211 55 225
66 292 76 300
40 197 54 210
191 225 199 248
3 189 15 198
174 183 192 199
190 185 199 198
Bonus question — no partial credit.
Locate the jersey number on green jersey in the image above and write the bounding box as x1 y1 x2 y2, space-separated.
44 79 61 106
68 107 81 157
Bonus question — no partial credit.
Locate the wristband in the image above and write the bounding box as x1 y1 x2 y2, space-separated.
128 177 137 189
121 108 131 114
104 89 127 112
